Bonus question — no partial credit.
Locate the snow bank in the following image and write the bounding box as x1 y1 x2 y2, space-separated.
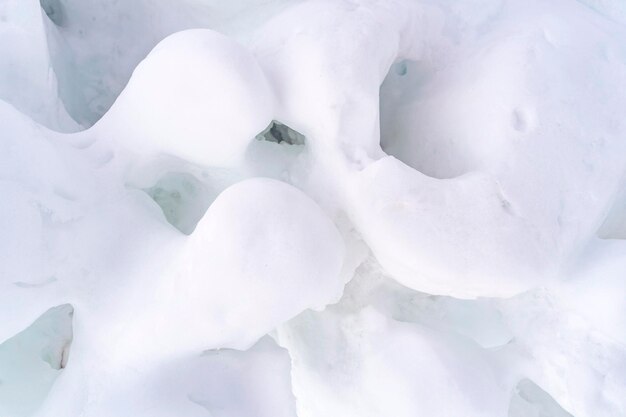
1 0 625 416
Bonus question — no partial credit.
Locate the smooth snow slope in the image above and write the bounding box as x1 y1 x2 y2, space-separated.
0 0 625 416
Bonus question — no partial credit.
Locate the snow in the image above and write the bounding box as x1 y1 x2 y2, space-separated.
0 0 625 416
0 0 78 132
97 29 275 168
0 305 72 416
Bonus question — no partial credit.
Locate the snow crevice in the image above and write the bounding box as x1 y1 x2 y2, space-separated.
256 121 306 146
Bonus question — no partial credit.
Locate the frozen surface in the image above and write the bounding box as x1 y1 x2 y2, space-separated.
0 0 78 131
1 0 626 416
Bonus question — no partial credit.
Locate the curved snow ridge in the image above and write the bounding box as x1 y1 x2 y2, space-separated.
347 160 554 298
247 0 626 298
1 0 626 416
85 0 626 299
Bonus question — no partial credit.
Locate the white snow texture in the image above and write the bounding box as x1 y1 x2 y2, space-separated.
1 0 625 416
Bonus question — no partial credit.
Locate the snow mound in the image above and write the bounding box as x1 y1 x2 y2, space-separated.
183 177 346 348
98 29 274 167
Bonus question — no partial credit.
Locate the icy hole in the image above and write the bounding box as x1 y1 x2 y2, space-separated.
508 379 573 417
255 121 305 146
0 304 73 417
246 120 307 179
145 172 214 235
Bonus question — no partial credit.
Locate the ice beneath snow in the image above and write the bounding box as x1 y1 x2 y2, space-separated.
0 0 625 416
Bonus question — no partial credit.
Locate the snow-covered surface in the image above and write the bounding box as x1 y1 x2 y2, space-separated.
0 0 625 416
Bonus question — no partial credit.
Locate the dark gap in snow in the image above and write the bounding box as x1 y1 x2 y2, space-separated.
394 60 408 76
39 0 65 26
245 122 306 179
145 172 214 235
256 121 305 146
508 379 573 417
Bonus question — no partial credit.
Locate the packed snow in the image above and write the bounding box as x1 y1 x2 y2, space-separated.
0 0 625 416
